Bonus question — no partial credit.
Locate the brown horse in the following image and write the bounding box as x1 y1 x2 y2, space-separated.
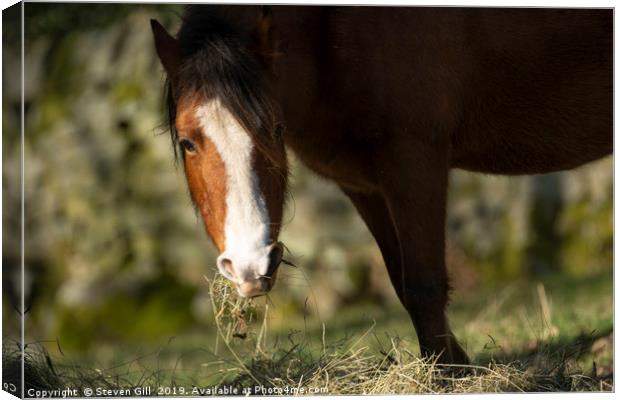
151 5 612 365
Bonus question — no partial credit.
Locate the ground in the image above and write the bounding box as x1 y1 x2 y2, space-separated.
5 270 613 394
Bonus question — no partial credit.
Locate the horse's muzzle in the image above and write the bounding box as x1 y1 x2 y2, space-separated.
222 242 284 298
237 275 275 298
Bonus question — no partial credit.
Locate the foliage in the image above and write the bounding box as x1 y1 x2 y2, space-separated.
23 3 182 42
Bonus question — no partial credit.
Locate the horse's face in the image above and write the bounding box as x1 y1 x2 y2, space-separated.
175 94 286 298
151 15 288 298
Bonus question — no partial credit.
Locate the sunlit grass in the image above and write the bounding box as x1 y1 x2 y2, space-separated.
5 270 613 394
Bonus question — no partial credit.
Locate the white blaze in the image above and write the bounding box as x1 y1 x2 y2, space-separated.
196 100 272 281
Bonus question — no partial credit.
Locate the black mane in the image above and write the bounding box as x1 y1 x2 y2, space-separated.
165 5 281 164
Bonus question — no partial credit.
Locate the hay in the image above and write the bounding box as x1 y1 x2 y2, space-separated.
203 274 612 394
3 274 611 394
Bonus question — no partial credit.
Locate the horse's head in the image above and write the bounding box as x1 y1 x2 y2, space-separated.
151 8 288 298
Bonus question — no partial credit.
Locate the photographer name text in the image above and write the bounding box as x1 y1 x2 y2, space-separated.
26 384 328 397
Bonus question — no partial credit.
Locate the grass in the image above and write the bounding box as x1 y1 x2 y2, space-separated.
4 271 613 395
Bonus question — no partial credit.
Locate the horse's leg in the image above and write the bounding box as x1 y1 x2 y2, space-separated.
379 139 469 365
341 188 403 299
342 186 468 364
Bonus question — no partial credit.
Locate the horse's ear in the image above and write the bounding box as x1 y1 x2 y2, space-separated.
150 19 180 76
251 6 276 67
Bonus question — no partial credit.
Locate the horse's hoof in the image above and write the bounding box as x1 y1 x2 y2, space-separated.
434 341 471 367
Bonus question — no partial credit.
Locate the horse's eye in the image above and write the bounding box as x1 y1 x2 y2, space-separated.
179 139 197 153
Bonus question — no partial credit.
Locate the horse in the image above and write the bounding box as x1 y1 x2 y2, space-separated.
150 5 612 365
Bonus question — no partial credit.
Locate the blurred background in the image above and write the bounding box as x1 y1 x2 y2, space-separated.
2 3 612 376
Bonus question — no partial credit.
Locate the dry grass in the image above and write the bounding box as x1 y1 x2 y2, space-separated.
4 273 612 395
202 274 612 394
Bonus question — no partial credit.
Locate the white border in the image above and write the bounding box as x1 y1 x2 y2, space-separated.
0 2 616 400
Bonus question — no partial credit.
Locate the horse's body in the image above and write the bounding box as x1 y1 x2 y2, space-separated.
273 7 612 182
151 6 612 364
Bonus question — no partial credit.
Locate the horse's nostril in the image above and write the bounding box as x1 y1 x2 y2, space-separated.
220 258 236 279
266 243 283 277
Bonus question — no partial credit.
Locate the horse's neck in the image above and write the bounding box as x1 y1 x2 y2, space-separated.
268 8 374 190
272 9 328 151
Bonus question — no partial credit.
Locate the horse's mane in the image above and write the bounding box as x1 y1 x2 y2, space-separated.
165 5 284 168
